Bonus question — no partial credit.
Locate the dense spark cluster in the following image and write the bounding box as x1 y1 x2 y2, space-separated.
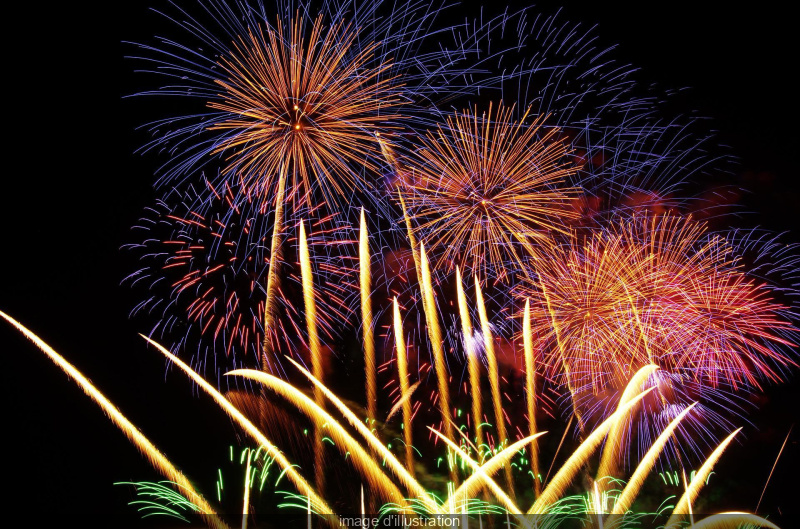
516 212 798 455
521 213 797 392
207 14 401 209
398 103 582 278
5 311 780 529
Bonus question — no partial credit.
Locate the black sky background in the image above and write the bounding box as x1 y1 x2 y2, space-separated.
2 1 798 526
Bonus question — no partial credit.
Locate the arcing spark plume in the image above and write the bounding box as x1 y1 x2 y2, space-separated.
0 311 230 529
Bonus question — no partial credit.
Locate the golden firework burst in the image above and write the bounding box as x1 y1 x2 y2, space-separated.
209 14 403 209
398 102 582 278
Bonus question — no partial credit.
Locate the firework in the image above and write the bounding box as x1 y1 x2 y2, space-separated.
0 299 785 528
518 212 798 459
398 103 581 279
125 182 356 377
0 311 229 529
392 297 415 476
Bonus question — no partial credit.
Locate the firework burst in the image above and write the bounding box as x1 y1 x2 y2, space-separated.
125 181 356 378
517 212 798 456
398 103 582 279
206 13 402 210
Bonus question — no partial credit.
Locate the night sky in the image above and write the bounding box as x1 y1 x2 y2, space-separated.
3 1 798 526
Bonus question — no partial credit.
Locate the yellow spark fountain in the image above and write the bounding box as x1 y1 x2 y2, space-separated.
522 298 541 496
419 243 457 484
299 219 326 494
456 267 484 457
262 162 288 363
360 208 377 425
473 275 513 495
393 297 416 476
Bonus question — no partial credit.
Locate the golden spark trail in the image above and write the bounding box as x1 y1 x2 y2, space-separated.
528 381 656 514
262 162 287 363
611 403 697 517
429 432 534 529
435 427 545 518
596 365 659 491
665 428 742 529
385 381 419 424
419 244 456 470
299 220 326 494
393 297 416 477
398 191 422 280
285 357 436 512
539 279 584 431
523 298 541 496
360 208 377 424
456 267 484 457
229 369 410 508
474 275 513 494
622 283 655 364
756 426 793 513
0 311 230 529
138 336 332 514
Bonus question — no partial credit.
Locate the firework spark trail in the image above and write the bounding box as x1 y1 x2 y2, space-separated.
262 162 288 360
756 426 793 513
285 356 436 512
360 209 376 424
298 220 326 494
398 191 422 282
428 427 541 524
456 267 484 455
473 275 513 495
595 365 659 491
538 278 585 431
0 311 230 529
665 428 742 529
529 376 657 514
611 403 697 517
242 449 252 529
418 244 456 472
228 369 411 509
393 297 416 477
522 298 542 496
138 336 332 514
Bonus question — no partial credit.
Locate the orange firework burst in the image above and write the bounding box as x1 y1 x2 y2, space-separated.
398 103 581 279
208 14 403 209
519 212 798 397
